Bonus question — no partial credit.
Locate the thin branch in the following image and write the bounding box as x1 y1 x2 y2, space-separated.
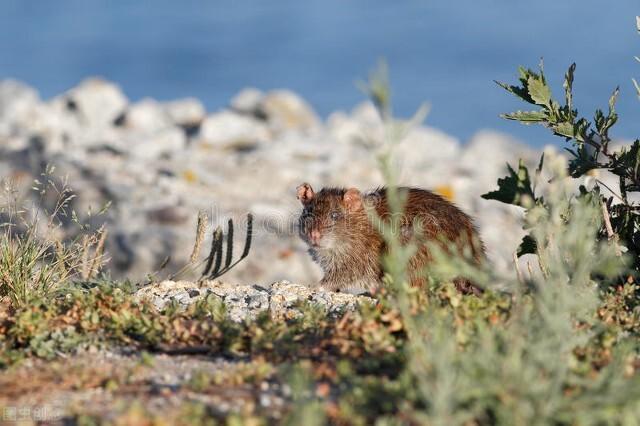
513 251 525 286
595 179 626 204
601 201 622 257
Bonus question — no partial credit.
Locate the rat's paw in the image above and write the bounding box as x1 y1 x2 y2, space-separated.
315 279 343 293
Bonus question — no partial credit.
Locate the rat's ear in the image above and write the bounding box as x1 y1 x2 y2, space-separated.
296 183 315 204
343 188 362 212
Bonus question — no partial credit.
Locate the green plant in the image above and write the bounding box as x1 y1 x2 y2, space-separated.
0 168 107 306
357 56 640 424
486 53 640 274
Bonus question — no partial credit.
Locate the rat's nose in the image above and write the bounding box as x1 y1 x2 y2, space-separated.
310 229 321 244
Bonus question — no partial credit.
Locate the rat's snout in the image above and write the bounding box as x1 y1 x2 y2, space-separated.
309 229 322 245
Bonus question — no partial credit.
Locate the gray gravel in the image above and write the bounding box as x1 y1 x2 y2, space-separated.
135 280 374 322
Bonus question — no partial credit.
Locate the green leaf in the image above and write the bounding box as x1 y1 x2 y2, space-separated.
481 159 535 207
568 145 597 177
495 80 532 103
552 121 576 139
614 140 640 180
517 234 537 257
527 76 552 107
502 110 547 123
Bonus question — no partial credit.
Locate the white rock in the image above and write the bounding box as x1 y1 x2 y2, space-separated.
124 98 172 132
0 80 40 123
394 126 461 185
461 130 534 180
351 101 383 126
197 110 270 149
260 90 320 133
164 98 206 127
326 102 384 146
134 280 373 322
230 87 264 115
56 78 128 128
126 127 186 160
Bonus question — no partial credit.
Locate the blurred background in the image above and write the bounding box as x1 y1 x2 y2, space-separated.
0 1 638 284
1 0 638 146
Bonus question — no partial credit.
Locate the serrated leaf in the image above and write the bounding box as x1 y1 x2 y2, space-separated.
495 80 532 103
517 234 537 257
552 121 576 139
527 76 552 107
481 159 535 207
615 140 640 180
502 110 547 123
517 66 530 83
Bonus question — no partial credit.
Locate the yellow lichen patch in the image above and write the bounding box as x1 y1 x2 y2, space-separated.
434 185 455 201
182 169 198 184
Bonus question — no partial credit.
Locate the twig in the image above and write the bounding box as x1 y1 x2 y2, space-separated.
513 251 524 286
526 261 534 282
189 212 208 263
601 201 622 257
596 179 626 204
88 227 107 279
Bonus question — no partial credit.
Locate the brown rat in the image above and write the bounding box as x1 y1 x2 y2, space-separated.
296 183 484 295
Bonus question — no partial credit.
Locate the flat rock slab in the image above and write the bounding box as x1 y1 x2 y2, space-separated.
134 280 375 322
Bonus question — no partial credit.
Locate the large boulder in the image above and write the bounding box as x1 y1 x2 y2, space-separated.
260 90 320 133
0 80 40 124
231 88 320 134
197 110 270 149
54 78 128 129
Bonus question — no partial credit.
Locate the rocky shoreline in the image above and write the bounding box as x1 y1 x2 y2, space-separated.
135 280 374 322
0 78 540 286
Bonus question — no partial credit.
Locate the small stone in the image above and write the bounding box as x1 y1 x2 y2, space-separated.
146 205 189 225
164 98 206 127
133 280 372 322
230 88 264 116
123 98 172 132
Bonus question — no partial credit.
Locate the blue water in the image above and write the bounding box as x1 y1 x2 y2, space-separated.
0 1 638 146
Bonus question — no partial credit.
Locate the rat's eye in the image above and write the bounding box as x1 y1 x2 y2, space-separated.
330 211 341 221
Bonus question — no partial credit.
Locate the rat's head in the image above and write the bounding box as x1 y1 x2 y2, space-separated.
296 183 364 251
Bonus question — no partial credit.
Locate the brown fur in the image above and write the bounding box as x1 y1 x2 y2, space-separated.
296 184 484 295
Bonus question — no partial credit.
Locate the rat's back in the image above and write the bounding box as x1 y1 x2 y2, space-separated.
367 186 484 264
